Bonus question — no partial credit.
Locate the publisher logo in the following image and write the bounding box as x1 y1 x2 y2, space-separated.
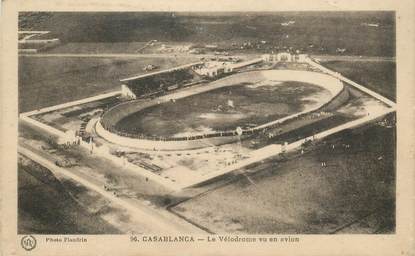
21 235 37 251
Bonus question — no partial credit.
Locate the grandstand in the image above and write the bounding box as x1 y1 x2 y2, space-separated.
120 64 204 99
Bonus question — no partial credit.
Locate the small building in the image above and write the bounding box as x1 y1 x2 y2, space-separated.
58 130 78 145
297 54 308 62
205 44 218 49
143 64 158 71
193 61 234 78
276 52 293 62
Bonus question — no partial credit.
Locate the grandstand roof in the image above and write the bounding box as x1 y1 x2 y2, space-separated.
120 62 203 82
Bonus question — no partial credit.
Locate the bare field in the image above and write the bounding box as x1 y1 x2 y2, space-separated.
322 61 396 101
19 12 395 57
172 124 395 234
18 56 199 112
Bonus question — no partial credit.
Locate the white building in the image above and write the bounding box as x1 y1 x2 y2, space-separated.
193 61 234 78
58 130 78 145
261 52 309 63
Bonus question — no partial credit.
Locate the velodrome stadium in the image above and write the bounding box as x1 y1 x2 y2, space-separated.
98 64 344 150
20 52 395 189
16 12 399 236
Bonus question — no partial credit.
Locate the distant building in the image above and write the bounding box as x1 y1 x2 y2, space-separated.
143 64 158 71
281 20 295 26
205 44 218 49
336 48 347 53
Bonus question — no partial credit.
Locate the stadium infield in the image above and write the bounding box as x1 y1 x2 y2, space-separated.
115 81 330 137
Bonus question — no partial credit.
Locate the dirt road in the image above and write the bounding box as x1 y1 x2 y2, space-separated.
18 145 206 234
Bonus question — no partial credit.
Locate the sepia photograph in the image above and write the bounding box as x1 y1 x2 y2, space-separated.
16 11 397 236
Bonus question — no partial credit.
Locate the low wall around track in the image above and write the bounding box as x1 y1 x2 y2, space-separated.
96 121 242 150
97 69 346 150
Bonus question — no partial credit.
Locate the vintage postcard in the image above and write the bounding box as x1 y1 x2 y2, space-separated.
1 0 414 255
